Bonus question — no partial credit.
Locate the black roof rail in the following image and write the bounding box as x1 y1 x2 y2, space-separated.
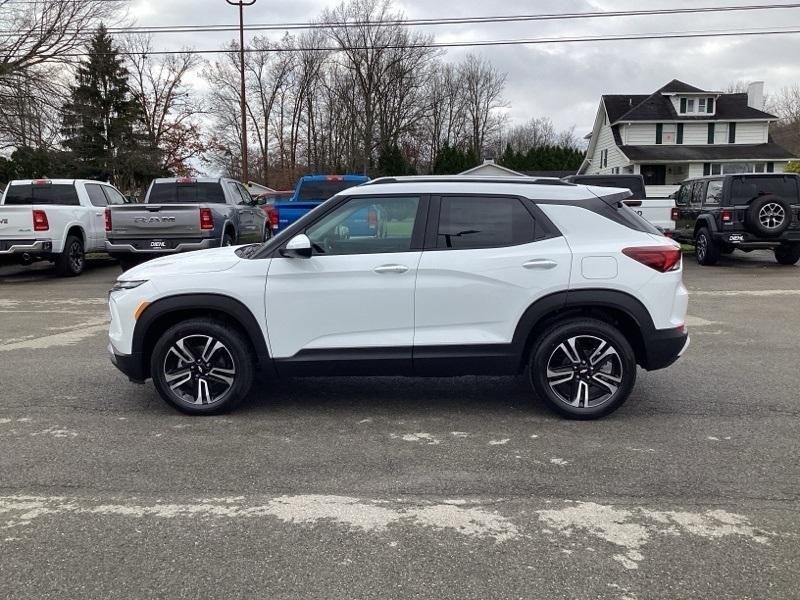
364 176 576 187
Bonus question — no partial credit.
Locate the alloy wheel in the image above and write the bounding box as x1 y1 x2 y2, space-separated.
69 242 84 272
162 335 236 405
759 203 785 230
696 234 707 261
545 335 624 409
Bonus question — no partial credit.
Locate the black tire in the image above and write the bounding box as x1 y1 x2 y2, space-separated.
695 227 720 266
221 231 235 247
745 195 791 237
150 318 254 415
529 318 637 420
55 235 85 276
774 244 800 265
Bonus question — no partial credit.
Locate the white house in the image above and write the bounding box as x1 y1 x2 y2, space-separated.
579 80 796 194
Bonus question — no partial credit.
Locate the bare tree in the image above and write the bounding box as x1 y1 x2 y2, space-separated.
770 85 800 156
0 0 123 149
125 36 206 175
459 54 507 160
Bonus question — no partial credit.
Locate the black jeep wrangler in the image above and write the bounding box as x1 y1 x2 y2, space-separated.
672 173 800 265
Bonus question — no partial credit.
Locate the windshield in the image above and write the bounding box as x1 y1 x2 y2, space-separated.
297 180 363 202
730 176 799 204
147 182 226 204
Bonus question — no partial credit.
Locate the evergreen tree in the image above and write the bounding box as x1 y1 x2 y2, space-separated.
62 25 161 190
377 142 411 176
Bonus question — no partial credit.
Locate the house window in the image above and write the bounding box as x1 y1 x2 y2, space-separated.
687 99 695 113
677 123 684 145
655 123 663 144
707 123 715 144
699 99 706 113
680 98 687 113
704 163 723 176
728 122 736 144
707 97 714 113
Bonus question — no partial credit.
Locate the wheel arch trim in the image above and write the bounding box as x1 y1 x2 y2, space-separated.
132 293 271 377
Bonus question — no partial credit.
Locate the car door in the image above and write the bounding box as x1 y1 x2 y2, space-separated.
225 181 251 242
673 183 693 239
265 194 425 370
239 183 267 241
83 183 110 248
413 194 572 374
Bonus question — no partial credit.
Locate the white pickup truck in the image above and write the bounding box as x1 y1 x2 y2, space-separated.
563 174 675 232
0 179 128 276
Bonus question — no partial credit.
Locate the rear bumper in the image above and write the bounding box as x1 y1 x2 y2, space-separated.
642 327 690 371
106 238 217 254
712 230 800 247
108 343 146 383
0 239 53 255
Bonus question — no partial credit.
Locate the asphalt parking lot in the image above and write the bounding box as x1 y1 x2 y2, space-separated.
1 252 799 600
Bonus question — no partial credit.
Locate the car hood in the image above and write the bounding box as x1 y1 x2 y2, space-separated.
120 246 242 280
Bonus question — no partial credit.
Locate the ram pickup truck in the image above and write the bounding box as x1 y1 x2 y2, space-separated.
105 177 268 268
1 178 127 276
272 175 369 232
563 174 675 232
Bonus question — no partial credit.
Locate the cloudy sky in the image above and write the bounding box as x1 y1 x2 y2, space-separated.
126 0 800 137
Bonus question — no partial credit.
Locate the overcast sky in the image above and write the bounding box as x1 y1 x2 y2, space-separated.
127 0 800 137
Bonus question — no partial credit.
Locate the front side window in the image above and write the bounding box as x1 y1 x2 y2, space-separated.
102 186 127 205
437 196 535 250
306 196 419 255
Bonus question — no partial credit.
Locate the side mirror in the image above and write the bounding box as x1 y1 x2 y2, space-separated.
280 234 312 259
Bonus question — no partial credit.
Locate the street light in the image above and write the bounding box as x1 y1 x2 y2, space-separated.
226 0 256 184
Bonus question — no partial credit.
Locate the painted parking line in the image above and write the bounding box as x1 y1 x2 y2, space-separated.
0 317 109 352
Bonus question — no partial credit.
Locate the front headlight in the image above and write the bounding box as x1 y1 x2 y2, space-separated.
110 280 148 293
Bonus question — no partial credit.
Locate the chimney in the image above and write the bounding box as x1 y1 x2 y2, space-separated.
747 81 765 110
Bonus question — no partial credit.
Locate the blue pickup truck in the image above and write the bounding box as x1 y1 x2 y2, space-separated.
273 175 370 233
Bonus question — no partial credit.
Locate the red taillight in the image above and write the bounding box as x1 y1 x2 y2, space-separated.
177 177 196 184
622 246 682 273
269 206 279 229
32 209 49 231
670 207 679 222
104 207 112 231
325 176 343 182
721 209 733 223
200 208 214 230
368 207 377 229
32 179 51 186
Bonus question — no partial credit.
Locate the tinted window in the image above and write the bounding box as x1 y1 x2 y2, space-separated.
306 196 419 255
226 181 249 205
147 182 226 204
676 185 691 206
437 196 535 250
297 180 363 202
102 186 127 206
730 176 800 204
571 176 646 199
85 183 108 207
691 182 705 206
4 183 80 206
705 180 723 206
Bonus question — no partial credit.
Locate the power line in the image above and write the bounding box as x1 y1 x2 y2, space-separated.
2 2 800 36
31 25 800 58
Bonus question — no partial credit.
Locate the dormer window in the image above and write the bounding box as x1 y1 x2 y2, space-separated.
679 96 715 114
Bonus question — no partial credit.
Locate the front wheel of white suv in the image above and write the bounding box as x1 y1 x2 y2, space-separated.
529 318 637 420
150 318 255 415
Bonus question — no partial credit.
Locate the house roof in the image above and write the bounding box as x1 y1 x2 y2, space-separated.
618 143 795 162
603 81 778 123
460 160 527 177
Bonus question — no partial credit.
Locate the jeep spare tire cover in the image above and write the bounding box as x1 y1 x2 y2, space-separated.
745 195 791 237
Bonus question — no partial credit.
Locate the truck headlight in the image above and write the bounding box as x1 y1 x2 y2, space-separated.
111 280 148 293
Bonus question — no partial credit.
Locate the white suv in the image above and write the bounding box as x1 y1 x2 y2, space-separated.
108 176 689 419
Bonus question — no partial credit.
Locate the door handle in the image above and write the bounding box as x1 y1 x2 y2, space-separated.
373 264 409 274
523 259 558 270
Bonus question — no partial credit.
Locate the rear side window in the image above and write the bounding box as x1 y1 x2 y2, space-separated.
85 183 108 207
147 182 226 204
730 176 800 204
4 184 80 206
437 196 535 249
705 181 723 206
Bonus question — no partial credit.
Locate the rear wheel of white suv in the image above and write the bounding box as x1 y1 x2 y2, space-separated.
529 318 637 420
150 318 254 415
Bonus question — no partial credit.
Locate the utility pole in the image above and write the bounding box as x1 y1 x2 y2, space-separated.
226 0 256 184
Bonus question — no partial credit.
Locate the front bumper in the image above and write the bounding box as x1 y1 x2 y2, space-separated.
0 239 53 255
642 327 690 371
108 343 146 383
106 238 217 254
